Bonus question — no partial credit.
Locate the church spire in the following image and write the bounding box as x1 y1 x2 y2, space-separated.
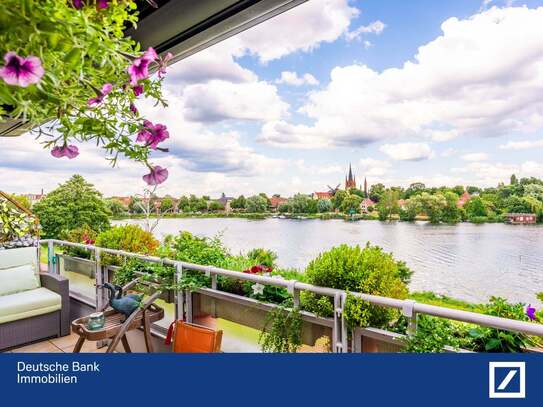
345 163 356 190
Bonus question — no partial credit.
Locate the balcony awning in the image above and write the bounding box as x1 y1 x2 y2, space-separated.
129 0 307 62
0 0 306 137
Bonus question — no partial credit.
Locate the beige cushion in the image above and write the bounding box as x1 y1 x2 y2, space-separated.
0 287 61 324
0 247 38 269
0 264 40 296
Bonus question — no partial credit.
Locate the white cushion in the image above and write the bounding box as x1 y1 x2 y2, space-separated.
0 264 40 296
0 287 61 324
0 247 38 269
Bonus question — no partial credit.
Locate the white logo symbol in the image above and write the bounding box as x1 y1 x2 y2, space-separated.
488 362 525 399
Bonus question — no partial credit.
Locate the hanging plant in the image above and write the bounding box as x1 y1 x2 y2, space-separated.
0 0 172 184
259 299 303 353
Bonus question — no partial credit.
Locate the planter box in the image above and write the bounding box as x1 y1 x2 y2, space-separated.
192 288 333 346
58 254 96 278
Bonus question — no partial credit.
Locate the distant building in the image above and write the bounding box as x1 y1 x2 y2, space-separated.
456 191 471 208
23 189 45 205
506 213 537 224
270 194 288 210
360 198 375 213
345 163 356 190
110 196 131 207
313 191 332 200
217 193 234 213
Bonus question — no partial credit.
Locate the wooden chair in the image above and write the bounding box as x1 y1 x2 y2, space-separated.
71 278 164 353
172 321 223 353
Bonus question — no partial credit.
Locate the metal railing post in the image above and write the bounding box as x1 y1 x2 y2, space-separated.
333 292 347 352
175 263 184 321
403 300 418 336
47 240 55 273
94 248 107 312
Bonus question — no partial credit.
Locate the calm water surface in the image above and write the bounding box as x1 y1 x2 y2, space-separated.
114 218 543 305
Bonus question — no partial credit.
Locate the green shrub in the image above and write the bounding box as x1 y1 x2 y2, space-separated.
301 244 409 328
95 224 159 265
247 248 277 268
33 175 110 238
159 231 229 267
402 315 474 352
60 224 97 259
468 297 536 352
469 216 488 224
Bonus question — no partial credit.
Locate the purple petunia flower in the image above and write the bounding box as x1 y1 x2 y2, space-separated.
127 47 157 85
526 304 536 321
143 166 169 185
133 84 144 97
130 103 138 115
0 52 44 87
97 0 109 9
51 145 79 159
157 52 173 79
73 0 84 9
136 120 169 149
87 83 113 107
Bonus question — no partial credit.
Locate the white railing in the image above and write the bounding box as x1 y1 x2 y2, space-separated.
40 239 543 353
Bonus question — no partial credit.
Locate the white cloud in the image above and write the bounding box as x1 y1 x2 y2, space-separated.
295 159 342 175
233 0 358 63
165 43 256 85
260 6 543 148
346 20 386 41
461 152 489 161
359 158 391 176
499 139 543 150
276 71 319 86
379 142 434 161
452 160 543 186
182 80 289 123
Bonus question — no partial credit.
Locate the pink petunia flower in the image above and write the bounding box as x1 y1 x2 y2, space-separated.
51 145 79 159
526 304 536 321
129 103 138 115
157 52 173 78
136 120 169 149
133 84 144 97
97 0 109 9
87 83 113 107
0 52 44 87
143 166 169 185
127 47 157 85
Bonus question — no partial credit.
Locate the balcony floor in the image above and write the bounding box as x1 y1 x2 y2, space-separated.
6 330 108 353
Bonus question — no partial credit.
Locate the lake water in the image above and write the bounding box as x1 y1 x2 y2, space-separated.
114 218 543 306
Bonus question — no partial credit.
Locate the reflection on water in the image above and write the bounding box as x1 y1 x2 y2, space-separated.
115 218 543 306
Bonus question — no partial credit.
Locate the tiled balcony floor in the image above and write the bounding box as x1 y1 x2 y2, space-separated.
5 330 108 353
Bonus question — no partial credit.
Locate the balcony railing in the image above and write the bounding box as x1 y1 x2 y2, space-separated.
40 239 543 353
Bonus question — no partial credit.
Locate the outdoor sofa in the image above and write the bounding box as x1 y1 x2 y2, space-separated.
0 247 70 350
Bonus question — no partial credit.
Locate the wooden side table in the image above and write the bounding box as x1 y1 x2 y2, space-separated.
71 292 164 353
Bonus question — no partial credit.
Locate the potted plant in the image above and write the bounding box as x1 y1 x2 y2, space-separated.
0 0 171 184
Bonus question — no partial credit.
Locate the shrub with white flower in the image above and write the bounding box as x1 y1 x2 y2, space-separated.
0 0 172 184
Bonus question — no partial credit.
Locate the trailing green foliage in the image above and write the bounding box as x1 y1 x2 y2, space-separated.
1 1 166 170
259 300 303 353
0 198 36 243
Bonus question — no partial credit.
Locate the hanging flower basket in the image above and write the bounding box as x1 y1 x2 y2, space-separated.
0 0 172 184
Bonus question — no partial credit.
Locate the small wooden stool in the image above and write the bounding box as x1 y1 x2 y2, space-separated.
71 293 164 353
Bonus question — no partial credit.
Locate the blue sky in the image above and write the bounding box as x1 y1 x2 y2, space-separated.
3 0 543 197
